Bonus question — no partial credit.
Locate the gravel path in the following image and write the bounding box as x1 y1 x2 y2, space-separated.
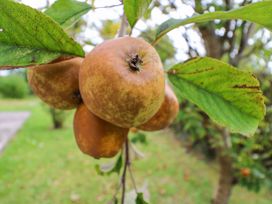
0 112 30 153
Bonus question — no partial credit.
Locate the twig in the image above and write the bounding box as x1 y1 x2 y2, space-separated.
94 4 122 9
118 13 128 37
183 27 200 57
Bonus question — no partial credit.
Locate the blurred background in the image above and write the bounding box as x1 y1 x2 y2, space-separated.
0 0 271 204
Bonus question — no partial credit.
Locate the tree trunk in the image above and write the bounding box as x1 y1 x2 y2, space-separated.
199 26 223 59
212 154 234 204
49 108 64 129
53 119 63 129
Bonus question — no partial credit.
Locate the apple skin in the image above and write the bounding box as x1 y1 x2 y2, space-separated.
138 84 179 131
73 104 129 159
79 36 165 128
28 57 83 110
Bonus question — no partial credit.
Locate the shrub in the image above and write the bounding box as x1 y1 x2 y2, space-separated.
0 74 29 99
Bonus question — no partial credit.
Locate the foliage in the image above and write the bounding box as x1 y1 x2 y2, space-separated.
231 70 272 191
131 132 148 145
0 0 272 203
0 0 84 68
136 193 148 204
168 0 272 198
155 1 272 44
95 154 123 176
0 0 266 136
172 47 272 194
100 20 120 40
169 57 265 135
44 0 91 29
124 0 152 29
0 74 29 99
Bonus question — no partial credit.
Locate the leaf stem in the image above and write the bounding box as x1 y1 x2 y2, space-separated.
151 37 161 47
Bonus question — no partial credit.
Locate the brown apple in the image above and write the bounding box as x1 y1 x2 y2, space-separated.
28 57 83 110
138 84 179 131
79 36 165 128
73 104 129 159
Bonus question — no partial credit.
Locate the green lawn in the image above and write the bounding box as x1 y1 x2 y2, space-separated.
0 99 271 204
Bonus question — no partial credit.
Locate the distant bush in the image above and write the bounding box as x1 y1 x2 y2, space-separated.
0 75 29 99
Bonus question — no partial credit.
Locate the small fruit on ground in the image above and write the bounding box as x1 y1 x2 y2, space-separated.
240 168 251 177
130 127 139 133
28 57 83 110
73 104 129 159
79 36 165 128
138 84 179 131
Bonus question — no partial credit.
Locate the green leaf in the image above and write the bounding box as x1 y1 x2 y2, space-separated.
131 132 147 145
155 1 272 44
136 193 148 204
0 0 84 69
168 57 265 136
44 0 91 29
124 0 152 29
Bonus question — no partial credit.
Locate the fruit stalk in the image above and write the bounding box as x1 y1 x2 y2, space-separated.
118 9 130 204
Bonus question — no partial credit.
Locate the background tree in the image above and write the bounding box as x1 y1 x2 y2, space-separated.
170 0 272 203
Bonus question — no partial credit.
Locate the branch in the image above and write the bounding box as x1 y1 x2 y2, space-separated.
228 20 238 54
94 4 122 9
183 28 200 57
237 22 253 56
224 0 232 10
240 0 253 6
240 44 259 59
118 14 128 37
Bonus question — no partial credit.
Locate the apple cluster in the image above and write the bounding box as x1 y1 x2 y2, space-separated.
28 37 179 159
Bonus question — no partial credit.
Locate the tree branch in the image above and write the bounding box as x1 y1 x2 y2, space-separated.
118 14 128 37
94 4 122 9
183 29 200 57
224 0 232 10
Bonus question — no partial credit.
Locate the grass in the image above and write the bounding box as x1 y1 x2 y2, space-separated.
0 99 271 204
